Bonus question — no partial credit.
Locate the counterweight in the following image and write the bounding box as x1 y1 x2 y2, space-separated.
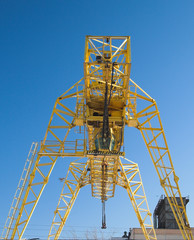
1 36 193 240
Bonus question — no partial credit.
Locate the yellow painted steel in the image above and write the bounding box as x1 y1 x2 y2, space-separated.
48 158 90 239
1 142 38 240
2 36 193 240
48 156 156 240
9 79 86 240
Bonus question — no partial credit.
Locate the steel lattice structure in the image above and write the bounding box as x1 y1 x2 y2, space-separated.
1 36 193 240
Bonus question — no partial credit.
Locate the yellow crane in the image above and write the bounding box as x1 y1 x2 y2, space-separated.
1 36 193 240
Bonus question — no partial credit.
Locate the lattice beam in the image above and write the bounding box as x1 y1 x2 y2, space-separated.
48 158 90 239
10 79 86 240
117 157 157 240
126 79 193 240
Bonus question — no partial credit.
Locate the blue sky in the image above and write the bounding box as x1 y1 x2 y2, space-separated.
0 0 194 239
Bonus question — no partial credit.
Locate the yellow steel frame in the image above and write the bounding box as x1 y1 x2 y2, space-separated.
47 156 156 240
127 79 193 239
118 157 156 240
48 158 90 239
2 36 193 240
1 142 38 240
9 79 86 240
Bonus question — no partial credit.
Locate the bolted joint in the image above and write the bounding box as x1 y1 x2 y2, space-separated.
174 174 179 183
148 212 152 216
30 172 35 177
185 223 190 229
44 177 49 184
160 179 165 187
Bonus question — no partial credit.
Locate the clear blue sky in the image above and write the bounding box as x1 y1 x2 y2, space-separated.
0 0 194 239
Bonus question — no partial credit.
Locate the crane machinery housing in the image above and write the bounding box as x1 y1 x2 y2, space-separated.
1 36 193 240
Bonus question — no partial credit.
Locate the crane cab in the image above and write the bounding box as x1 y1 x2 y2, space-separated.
95 130 115 151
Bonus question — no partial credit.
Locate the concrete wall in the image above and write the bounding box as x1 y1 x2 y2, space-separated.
131 228 194 240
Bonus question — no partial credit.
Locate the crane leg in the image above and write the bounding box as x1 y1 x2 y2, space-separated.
117 157 157 240
127 79 193 239
48 158 90 240
9 79 85 240
138 101 193 239
10 153 59 240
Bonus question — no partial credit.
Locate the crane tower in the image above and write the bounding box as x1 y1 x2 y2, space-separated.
1 36 193 240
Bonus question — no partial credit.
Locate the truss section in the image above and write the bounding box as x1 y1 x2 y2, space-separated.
125 79 193 240
89 155 119 200
1 142 38 240
117 157 157 240
10 79 87 240
48 154 157 240
84 36 131 102
84 36 131 153
48 157 90 240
